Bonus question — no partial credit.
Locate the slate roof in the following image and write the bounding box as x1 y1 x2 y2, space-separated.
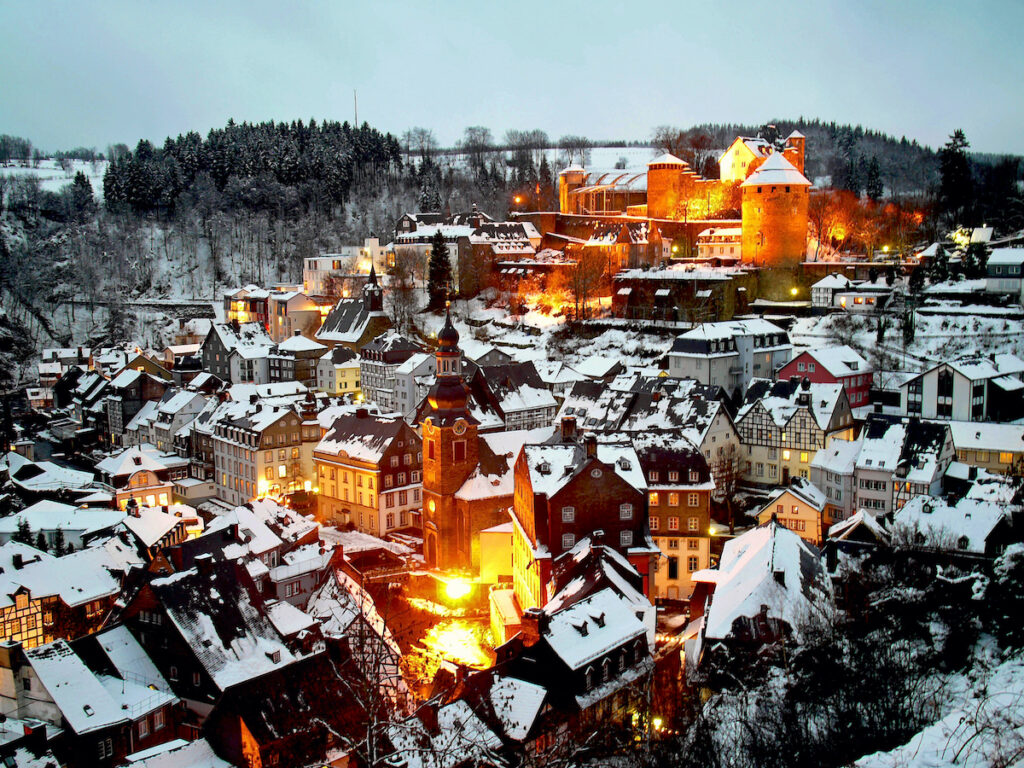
149 560 299 691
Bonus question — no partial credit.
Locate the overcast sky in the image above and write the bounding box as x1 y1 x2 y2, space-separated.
3 0 1022 155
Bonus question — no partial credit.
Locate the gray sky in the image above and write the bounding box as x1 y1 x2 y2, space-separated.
3 0 1022 154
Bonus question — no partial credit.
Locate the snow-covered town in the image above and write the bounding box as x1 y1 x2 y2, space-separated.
2 4 1024 768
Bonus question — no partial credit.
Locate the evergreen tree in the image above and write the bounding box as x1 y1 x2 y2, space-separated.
13 518 32 546
885 265 897 286
908 264 925 293
938 130 974 224
426 229 452 310
865 157 883 201
962 242 989 279
928 244 949 283
35 531 48 552
70 171 95 220
53 527 66 557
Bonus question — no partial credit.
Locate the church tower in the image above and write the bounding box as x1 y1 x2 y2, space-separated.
362 262 384 313
420 307 479 570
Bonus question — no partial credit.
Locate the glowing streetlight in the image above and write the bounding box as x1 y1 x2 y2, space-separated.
444 578 471 601
790 287 799 297
513 195 523 205
708 525 717 536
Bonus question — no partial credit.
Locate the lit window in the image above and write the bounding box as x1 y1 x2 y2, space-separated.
649 492 659 507
688 493 699 507
782 450 791 461
668 517 679 531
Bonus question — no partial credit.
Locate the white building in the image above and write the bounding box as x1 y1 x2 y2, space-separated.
667 319 792 398
985 249 1024 296
900 353 1024 422
303 237 388 296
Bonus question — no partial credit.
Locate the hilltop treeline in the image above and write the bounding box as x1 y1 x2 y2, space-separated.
102 119 404 218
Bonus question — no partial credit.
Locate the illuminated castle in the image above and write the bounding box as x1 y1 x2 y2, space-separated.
557 131 810 268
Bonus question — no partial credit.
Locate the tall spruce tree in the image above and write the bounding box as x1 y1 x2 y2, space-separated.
939 130 974 225
427 229 452 310
865 157 883 202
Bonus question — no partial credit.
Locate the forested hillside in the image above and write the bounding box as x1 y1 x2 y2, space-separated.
0 117 1021 361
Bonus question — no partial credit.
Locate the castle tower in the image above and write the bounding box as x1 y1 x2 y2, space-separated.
362 262 383 313
420 306 479 570
740 152 812 270
646 153 688 220
783 130 806 176
558 166 586 214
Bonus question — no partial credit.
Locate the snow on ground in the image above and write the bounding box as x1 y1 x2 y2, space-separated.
1 159 107 198
790 311 1024 372
433 295 673 370
857 652 1024 768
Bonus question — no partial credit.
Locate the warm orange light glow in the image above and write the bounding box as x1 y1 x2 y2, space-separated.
514 196 522 204
421 621 491 669
444 578 472 601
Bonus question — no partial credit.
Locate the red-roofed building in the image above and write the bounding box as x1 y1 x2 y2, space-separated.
778 345 873 409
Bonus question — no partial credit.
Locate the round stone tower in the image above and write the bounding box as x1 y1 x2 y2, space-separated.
558 166 587 214
741 152 811 269
646 153 688 220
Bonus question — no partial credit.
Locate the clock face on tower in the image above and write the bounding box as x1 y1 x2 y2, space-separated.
453 419 467 435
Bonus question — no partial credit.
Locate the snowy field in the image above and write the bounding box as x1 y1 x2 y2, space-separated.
1 159 108 198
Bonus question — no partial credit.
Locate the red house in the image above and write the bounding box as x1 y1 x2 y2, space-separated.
778 345 872 408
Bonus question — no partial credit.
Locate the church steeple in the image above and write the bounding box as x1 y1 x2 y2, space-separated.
362 261 383 313
425 304 472 421
436 304 461 378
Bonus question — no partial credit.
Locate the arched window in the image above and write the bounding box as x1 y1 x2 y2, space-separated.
584 666 594 691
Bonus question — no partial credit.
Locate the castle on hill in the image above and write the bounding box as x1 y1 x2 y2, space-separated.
556 131 811 269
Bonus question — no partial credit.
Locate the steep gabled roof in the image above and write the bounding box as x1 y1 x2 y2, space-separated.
149 560 299 691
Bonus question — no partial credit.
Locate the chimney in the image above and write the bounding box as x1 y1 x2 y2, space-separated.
356 407 368 419
293 330 302 337
250 394 258 405
12 554 23 570
873 401 883 414
560 416 577 442
520 606 548 645
773 570 786 587
195 553 214 575
583 432 597 459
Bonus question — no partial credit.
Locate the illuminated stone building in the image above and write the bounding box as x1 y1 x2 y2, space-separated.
552 131 811 274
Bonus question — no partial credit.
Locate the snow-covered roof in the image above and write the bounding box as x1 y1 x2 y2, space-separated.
766 477 826 512
741 151 811 188
810 273 856 290
828 509 890 543
150 561 298 691
543 587 647 670
25 640 175 735
810 436 862 474
276 333 327 354
894 495 1006 554
800 345 870 378
572 355 621 379
948 420 1024 452
315 411 411 464
95 444 179 478
122 505 198 548
0 500 123 537
987 248 1024 266
123 738 232 767
648 152 687 166
694 521 831 642
738 378 845 432
488 676 546 741
97 625 172 692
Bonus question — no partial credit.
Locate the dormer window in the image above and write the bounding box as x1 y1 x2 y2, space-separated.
648 470 659 482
